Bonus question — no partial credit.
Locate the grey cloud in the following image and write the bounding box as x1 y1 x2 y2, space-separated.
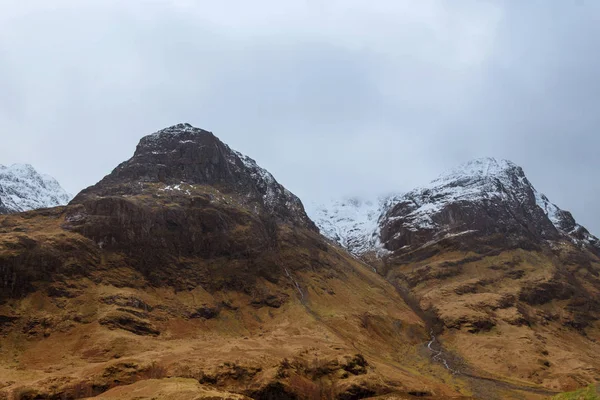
1 1 599 233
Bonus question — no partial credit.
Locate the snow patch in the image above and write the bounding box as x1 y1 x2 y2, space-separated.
0 164 71 213
308 194 401 255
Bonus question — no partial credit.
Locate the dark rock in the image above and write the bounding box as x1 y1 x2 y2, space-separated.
100 294 153 311
189 305 220 319
342 354 369 376
251 293 289 309
375 158 599 256
70 123 315 232
337 384 377 400
407 391 432 397
251 382 299 400
519 280 575 305
99 313 160 336
47 283 82 298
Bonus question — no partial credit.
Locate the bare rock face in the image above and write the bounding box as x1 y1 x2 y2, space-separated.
72 123 315 230
312 158 599 257
380 158 559 251
379 158 599 253
2 124 322 301
63 124 318 268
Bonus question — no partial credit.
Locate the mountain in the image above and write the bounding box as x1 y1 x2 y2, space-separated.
71 123 315 230
0 124 458 400
312 157 600 393
308 195 398 256
3 133 597 399
377 157 599 255
0 163 71 214
312 158 599 257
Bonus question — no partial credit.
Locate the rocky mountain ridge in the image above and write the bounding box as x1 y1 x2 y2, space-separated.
72 123 314 230
0 124 448 399
2 126 599 399
0 163 71 214
312 157 600 393
311 157 599 256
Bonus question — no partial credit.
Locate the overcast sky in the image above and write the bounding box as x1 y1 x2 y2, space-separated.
1 1 599 233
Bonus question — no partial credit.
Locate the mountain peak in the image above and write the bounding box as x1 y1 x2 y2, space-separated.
311 157 598 256
433 157 524 186
0 164 71 214
144 123 211 141
72 124 316 230
3 163 36 173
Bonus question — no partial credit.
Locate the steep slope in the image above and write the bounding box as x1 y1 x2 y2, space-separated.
0 164 71 214
308 196 399 256
1 124 469 400
313 158 598 257
378 158 599 254
314 157 600 394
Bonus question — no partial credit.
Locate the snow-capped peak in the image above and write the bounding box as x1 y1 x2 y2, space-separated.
308 194 400 255
149 122 198 138
0 164 71 214
432 157 522 186
311 157 599 256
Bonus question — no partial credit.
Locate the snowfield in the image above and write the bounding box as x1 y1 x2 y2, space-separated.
0 164 71 213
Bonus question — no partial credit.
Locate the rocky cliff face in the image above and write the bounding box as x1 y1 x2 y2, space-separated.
313 158 599 256
72 123 314 230
63 123 317 271
379 158 599 254
0 164 71 214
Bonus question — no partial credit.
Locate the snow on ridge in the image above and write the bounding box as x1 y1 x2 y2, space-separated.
225 148 310 227
312 157 599 255
432 157 518 184
534 188 598 247
0 163 71 213
534 191 562 227
308 194 401 255
231 149 283 207
143 123 211 145
389 157 530 233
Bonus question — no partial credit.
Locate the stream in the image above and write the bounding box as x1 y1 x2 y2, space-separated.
426 329 459 374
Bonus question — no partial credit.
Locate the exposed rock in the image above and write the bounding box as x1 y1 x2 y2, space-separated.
100 294 153 311
189 304 220 319
251 382 299 400
99 312 160 336
313 158 600 256
519 279 576 305
71 123 315 231
251 293 289 309
336 383 377 400
341 354 369 376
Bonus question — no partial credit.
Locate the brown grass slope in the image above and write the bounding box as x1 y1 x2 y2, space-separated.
0 195 467 400
378 232 600 394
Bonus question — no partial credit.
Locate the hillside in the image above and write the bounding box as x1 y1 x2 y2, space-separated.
0 124 460 400
313 158 600 395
